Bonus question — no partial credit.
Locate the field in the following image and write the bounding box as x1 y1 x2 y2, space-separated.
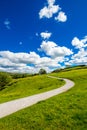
0 75 64 103
0 66 87 130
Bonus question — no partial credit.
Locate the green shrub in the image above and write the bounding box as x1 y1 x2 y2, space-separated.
10 73 31 79
0 72 12 90
39 69 47 75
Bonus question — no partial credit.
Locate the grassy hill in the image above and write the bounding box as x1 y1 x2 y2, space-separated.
0 66 87 130
0 74 64 103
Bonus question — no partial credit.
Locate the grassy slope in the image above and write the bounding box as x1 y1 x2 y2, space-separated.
0 75 64 103
0 68 87 130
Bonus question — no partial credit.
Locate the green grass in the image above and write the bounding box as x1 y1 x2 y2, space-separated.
52 65 87 73
0 67 87 130
0 75 64 103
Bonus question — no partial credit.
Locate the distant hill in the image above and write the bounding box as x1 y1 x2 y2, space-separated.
52 65 87 73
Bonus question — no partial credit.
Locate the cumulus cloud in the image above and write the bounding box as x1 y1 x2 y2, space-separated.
0 65 36 74
67 47 87 66
70 57 87 66
81 36 87 44
0 51 41 73
40 32 52 39
2 36 87 73
55 11 67 22
36 57 61 68
72 37 84 49
64 62 72 66
39 0 67 23
39 5 60 19
48 0 55 6
38 41 73 58
72 48 87 59
0 58 26 68
64 36 87 66
4 19 11 29
71 36 87 49
0 50 64 73
0 51 40 63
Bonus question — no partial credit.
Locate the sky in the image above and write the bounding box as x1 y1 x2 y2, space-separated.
0 0 87 73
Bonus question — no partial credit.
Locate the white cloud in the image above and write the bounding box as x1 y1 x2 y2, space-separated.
72 37 84 49
70 57 87 66
0 50 64 73
48 0 55 6
4 35 87 73
4 19 11 29
40 32 52 39
71 36 87 49
67 47 87 66
38 41 73 58
72 48 87 59
0 58 26 68
0 65 36 74
64 36 87 67
81 36 87 44
39 0 67 23
35 57 61 68
64 62 72 66
0 51 40 64
39 5 60 19
55 11 67 22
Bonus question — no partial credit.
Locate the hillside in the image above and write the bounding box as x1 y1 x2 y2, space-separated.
0 74 64 103
0 66 87 130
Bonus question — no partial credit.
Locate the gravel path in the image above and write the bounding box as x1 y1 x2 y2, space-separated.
0 76 75 118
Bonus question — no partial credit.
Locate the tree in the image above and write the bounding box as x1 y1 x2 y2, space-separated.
39 68 47 75
0 72 12 90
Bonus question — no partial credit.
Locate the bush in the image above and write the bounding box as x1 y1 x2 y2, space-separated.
10 73 31 79
0 72 12 90
39 69 47 75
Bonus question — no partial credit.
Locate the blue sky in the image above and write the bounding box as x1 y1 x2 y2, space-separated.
0 0 87 73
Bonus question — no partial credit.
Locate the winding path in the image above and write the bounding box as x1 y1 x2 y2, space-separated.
0 76 75 118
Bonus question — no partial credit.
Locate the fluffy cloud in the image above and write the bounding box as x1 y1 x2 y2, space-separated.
39 5 60 19
48 0 55 6
67 48 87 66
70 57 87 65
38 41 73 58
2 35 87 73
36 57 61 68
55 11 67 22
0 51 40 64
0 65 36 74
0 51 38 73
0 50 64 73
71 36 87 49
64 36 87 66
0 58 26 68
72 48 87 59
40 32 52 39
39 0 67 23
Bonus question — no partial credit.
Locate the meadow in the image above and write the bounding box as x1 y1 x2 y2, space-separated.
0 74 64 103
0 66 87 130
